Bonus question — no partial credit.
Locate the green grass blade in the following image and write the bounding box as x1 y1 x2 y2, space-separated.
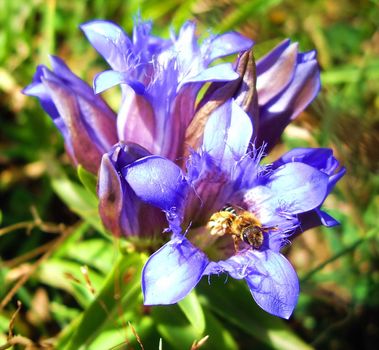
178 289 206 334
77 165 98 197
51 175 109 237
60 252 145 350
215 0 283 32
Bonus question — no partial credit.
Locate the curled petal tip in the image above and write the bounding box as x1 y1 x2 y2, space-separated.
93 70 145 94
80 20 132 71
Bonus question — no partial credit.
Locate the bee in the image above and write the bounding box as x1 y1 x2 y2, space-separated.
207 204 276 251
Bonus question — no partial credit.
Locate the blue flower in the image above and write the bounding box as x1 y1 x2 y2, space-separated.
120 98 344 319
24 18 320 176
23 15 339 318
23 19 253 174
95 36 321 239
80 19 253 161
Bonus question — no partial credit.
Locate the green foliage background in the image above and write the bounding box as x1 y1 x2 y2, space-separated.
1 0 378 349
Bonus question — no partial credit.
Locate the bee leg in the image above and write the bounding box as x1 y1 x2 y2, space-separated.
233 236 240 253
264 225 278 232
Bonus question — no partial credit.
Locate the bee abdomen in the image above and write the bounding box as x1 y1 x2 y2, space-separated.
221 204 237 215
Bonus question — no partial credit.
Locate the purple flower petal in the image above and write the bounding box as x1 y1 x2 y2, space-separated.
122 156 189 216
267 162 329 214
265 59 320 121
184 151 237 225
184 99 256 223
256 41 298 105
272 148 346 194
80 20 133 71
116 86 157 154
203 99 253 173
49 56 95 96
255 40 321 151
98 143 149 236
204 32 253 63
174 21 197 56
206 250 259 280
204 249 299 318
328 167 346 191
98 143 167 237
257 60 320 152
243 162 329 232
41 77 110 173
256 39 291 76
178 63 239 90
94 70 145 94
317 209 340 227
23 57 118 174
272 148 337 174
142 236 208 305
24 69 73 155
298 50 317 62
246 250 299 319
23 66 60 120
98 151 138 236
294 208 340 235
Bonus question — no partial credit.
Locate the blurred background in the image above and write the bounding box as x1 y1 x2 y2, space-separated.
1 0 378 349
